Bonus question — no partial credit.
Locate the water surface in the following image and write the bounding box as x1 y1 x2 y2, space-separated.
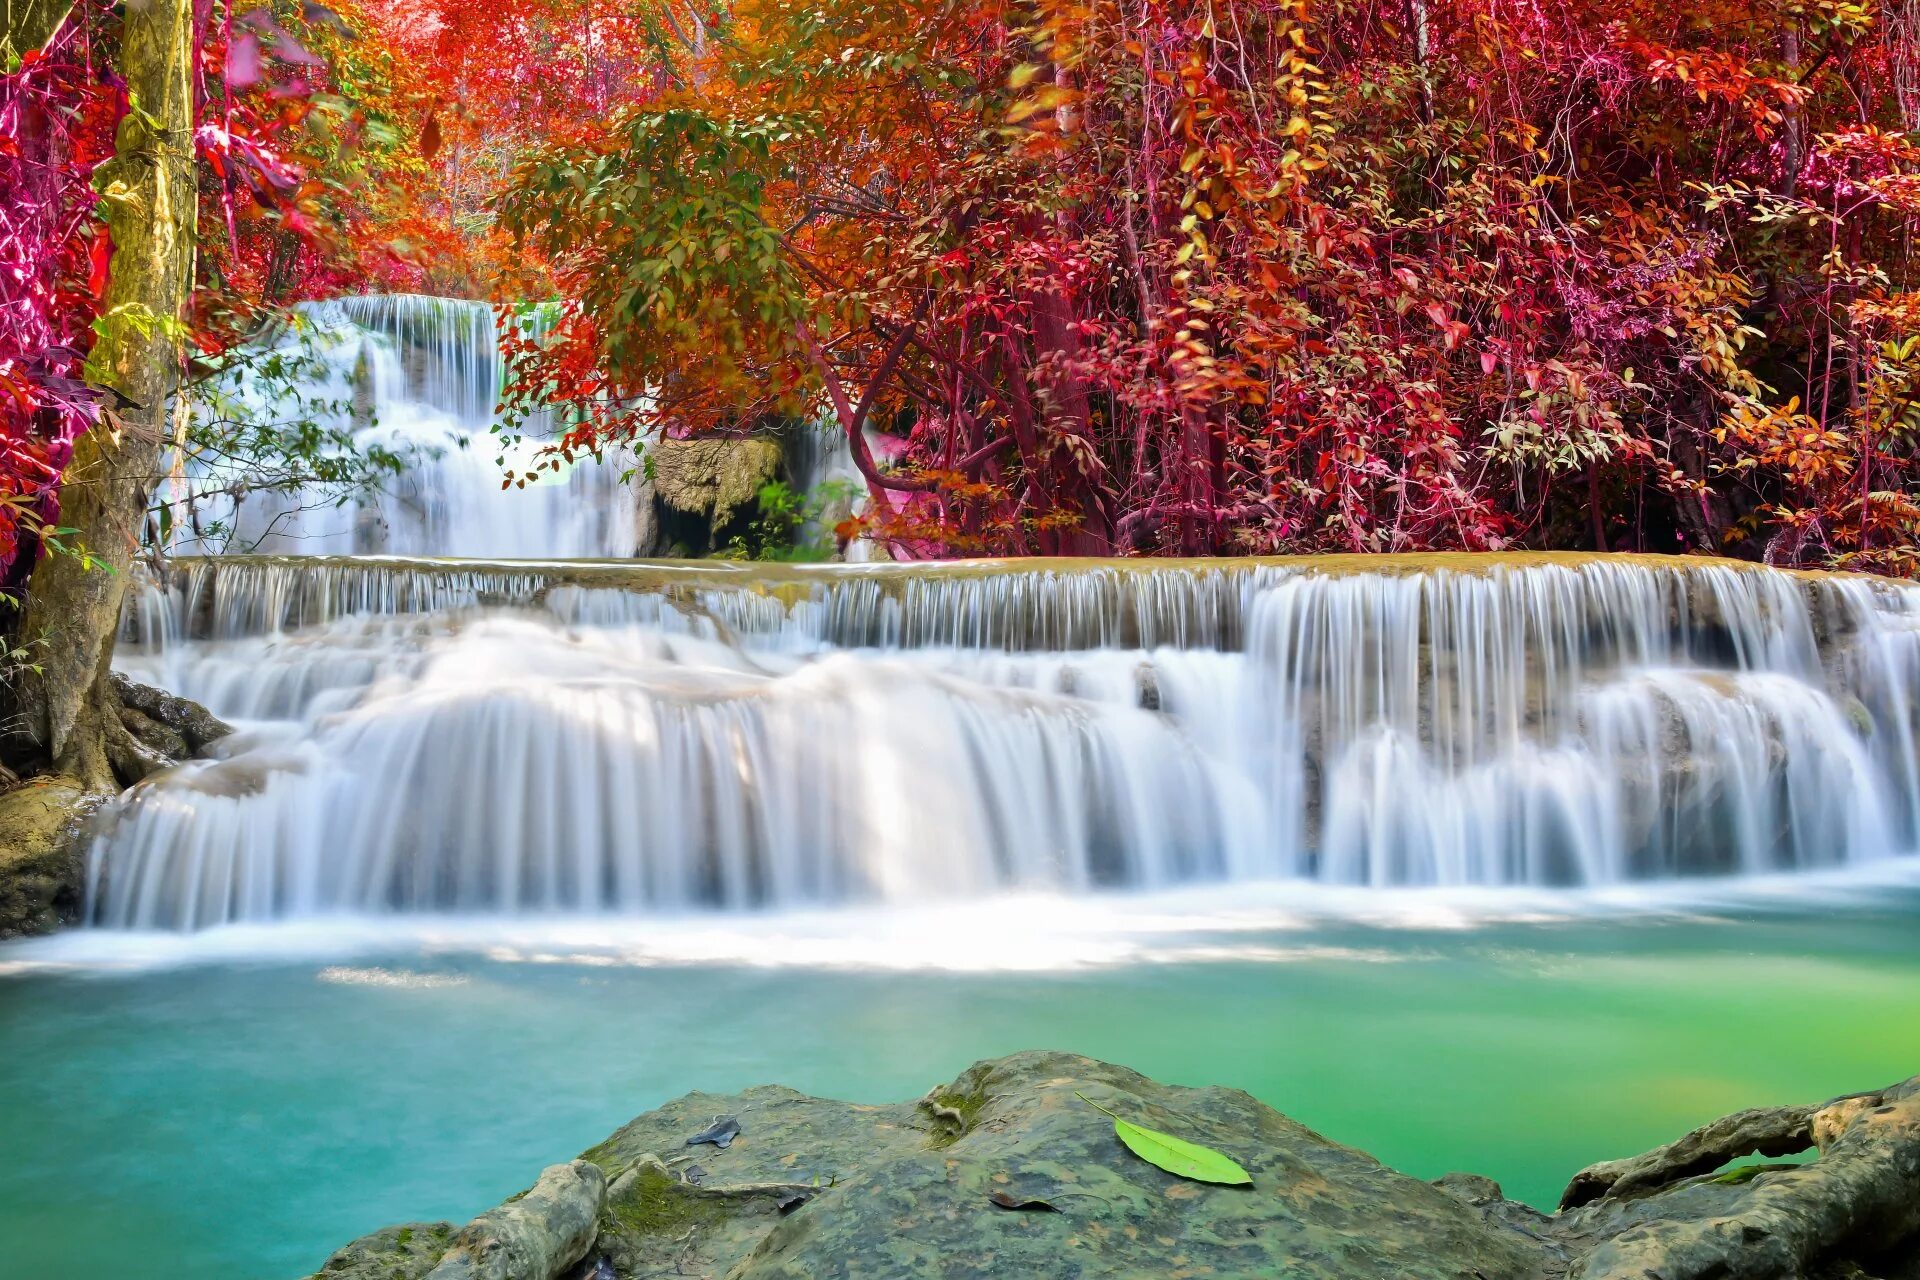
5 881 1919 1280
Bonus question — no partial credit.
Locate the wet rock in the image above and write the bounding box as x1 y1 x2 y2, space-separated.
110 672 233 753
306 1055 1920 1280
0 776 108 937
1134 662 1161 711
118 703 190 760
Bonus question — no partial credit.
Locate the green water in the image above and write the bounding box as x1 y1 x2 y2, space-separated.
3 889 1919 1280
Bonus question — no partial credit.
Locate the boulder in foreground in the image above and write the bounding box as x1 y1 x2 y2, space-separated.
305 1051 1920 1280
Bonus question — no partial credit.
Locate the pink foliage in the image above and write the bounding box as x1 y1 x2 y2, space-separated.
0 6 120 581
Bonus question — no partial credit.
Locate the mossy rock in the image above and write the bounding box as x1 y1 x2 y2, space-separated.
0 775 107 938
572 1051 1542 1280
308 1055 1920 1280
308 1221 455 1280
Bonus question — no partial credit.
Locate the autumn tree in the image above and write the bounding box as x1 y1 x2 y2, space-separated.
491 0 1920 567
12 0 197 789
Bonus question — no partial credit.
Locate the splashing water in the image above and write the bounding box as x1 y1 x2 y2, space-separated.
95 552 1920 930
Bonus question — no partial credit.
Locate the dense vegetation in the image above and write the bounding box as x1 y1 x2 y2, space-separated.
8 0 1920 596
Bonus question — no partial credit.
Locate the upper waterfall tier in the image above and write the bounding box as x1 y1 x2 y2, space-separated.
95 554 1920 930
166 295 638 559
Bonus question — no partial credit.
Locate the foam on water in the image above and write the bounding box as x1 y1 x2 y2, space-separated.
13 862 1920 976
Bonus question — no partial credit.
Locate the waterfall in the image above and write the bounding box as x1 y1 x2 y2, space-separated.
95 553 1920 930
163 295 638 559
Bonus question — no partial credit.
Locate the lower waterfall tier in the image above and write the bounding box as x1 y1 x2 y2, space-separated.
91 554 1920 930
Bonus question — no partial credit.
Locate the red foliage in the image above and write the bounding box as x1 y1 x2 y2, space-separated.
0 7 120 575
492 0 1920 568
14 0 1920 571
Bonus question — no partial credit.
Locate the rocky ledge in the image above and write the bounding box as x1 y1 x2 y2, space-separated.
306 1051 1919 1280
0 675 231 937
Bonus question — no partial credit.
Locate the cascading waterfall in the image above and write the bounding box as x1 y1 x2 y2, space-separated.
163 294 638 559
95 553 1920 930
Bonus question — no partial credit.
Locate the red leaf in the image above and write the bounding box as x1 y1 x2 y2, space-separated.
87 225 113 300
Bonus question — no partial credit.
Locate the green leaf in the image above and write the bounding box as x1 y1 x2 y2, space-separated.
1113 1120 1252 1185
1076 1094 1252 1186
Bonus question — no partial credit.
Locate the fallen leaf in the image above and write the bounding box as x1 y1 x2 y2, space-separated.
686 1116 741 1149
1075 1093 1252 1186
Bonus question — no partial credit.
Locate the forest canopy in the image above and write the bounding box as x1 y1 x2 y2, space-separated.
8 0 1920 568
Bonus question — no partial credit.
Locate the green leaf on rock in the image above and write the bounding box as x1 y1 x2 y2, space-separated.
1075 1093 1252 1186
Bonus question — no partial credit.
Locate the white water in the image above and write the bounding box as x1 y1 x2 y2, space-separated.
164 295 638 558
88 295 1920 933
96 553 1920 931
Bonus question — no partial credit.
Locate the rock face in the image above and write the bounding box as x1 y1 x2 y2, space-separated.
299 1052 1920 1280
106 673 235 784
0 775 108 937
646 437 783 555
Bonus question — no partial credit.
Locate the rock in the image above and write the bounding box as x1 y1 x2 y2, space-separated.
308 1223 455 1280
649 438 783 548
423 1161 607 1280
1134 662 1161 711
1561 1076 1920 1280
310 1052 1541 1280
118 704 190 760
0 775 108 937
305 1055 1920 1280
1560 1100 1825 1209
110 672 234 753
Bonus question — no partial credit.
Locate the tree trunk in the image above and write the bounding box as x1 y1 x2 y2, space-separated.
18 0 196 790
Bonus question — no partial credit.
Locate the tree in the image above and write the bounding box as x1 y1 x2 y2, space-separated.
16 0 197 788
489 0 1920 568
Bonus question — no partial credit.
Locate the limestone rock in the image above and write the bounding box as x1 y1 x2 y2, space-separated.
0 775 107 937
110 671 234 753
118 703 190 760
309 1052 1542 1280
1562 1076 1920 1280
309 1223 456 1280
649 438 783 540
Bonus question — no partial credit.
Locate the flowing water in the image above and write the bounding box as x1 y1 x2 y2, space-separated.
5 296 1919 1278
165 295 638 559
92 552 1920 926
